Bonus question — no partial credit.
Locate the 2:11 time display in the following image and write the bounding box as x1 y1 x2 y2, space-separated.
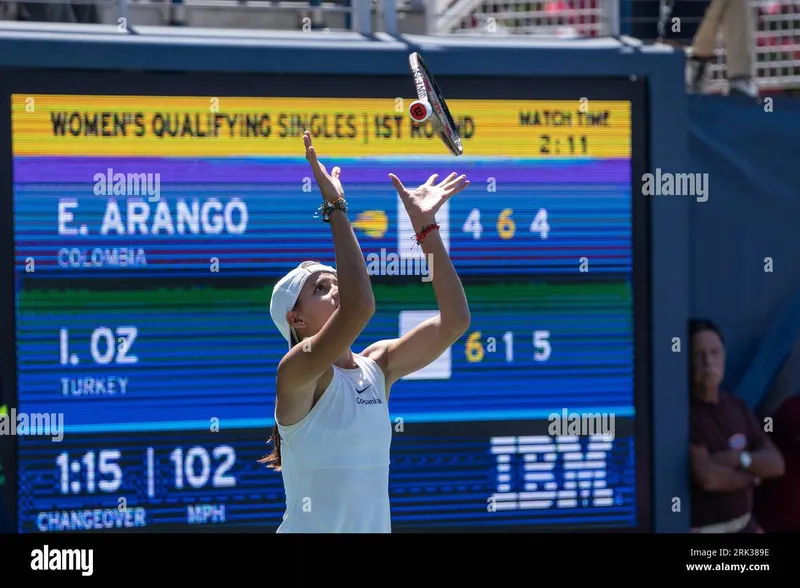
539 134 587 155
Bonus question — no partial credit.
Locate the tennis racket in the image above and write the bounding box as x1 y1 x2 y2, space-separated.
407 52 463 157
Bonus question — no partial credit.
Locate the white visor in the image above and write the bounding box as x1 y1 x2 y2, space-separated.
269 263 337 348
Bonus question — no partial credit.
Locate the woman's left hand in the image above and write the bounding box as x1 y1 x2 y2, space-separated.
389 172 470 224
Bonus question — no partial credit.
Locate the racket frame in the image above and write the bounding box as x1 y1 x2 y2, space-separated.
408 52 463 156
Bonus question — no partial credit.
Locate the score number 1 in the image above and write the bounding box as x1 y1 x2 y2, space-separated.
462 208 549 240
465 331 551 363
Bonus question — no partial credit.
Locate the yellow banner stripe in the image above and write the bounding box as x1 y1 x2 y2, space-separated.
12 95 631 158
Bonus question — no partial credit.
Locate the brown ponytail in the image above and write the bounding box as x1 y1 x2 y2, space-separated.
258 425 282 470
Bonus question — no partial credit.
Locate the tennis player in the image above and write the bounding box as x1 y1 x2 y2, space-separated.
261 131 471 533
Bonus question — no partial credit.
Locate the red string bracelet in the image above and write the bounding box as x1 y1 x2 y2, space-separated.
411 223 440 247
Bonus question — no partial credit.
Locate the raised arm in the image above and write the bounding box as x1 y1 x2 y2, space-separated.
277 132 375 393
363 173 471 389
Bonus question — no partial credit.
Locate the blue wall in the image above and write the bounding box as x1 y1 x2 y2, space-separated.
688 95 800 406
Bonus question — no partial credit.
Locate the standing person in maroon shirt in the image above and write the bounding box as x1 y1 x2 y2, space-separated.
754 396 800 532
689 319 785 533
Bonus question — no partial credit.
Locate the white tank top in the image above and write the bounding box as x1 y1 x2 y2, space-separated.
275 354 393 533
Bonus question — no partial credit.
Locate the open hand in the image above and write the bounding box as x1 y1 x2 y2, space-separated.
389 172 470 223
304 131 344 203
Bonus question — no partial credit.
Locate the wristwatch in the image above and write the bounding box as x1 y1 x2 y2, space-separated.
739 451 752 470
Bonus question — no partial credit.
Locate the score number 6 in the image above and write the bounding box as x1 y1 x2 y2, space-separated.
462 208 550 240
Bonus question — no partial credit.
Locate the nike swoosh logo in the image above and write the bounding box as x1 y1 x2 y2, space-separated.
356 385 371 394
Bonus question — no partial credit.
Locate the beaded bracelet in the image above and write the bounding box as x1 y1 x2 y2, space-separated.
315 198 348 223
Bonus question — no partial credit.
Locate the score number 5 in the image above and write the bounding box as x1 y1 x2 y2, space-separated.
465 331 551 363
462 208 550 240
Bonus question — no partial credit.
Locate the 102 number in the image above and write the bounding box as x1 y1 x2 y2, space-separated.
170 446 237 490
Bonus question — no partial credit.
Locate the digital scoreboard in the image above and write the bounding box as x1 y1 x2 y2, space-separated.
5 76 649 533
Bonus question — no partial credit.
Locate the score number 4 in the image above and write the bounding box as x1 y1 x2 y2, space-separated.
465 331 551 363
462 208 549 240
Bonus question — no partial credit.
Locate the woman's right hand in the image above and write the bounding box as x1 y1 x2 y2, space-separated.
303 130 344 203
